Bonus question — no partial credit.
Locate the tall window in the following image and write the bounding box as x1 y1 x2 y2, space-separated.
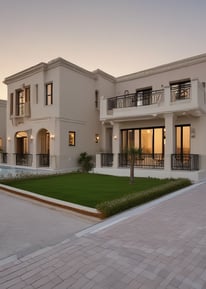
175 125 190 154
16 89 25 116
35 84 38 104
0 138 2 151
69 131 76 146
10 93 14 116
45 83 53 105
136 88 152 106
95 90 99 108
121 127 164 155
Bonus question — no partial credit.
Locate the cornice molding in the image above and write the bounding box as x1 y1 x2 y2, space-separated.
4 63 47 84
47 57 96 79
93 69 116 83
116 53 206 83
4 52 206 86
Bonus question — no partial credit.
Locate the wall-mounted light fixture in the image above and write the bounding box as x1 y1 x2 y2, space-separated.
7 137 11 142
30 135 34 141
95 134 100 143
113 135 117 140
50 134 55 139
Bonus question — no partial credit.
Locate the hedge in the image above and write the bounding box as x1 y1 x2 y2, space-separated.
96 178 192 218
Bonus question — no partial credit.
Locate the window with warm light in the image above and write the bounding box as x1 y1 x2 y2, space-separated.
0 138 2 151
69 131 76 146
175 125 190 154
121 127 165 155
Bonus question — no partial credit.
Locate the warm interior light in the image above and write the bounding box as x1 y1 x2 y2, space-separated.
95 134 100 143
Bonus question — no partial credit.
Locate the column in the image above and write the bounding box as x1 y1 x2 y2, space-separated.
112 122 120 168
164 113 176 171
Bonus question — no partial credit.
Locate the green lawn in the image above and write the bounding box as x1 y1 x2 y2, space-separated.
2 173 173 208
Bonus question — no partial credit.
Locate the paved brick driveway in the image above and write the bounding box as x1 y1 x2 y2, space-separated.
0 190 96 261
1 182 206 289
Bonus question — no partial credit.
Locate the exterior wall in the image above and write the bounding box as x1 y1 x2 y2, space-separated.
0 100 6 152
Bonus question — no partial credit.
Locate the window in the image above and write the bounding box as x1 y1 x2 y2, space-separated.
15 87 30 117
35 84 38 104
16 89 25 116
175 125 190 154
10 93 14 116
136 88 152 106
170 80 191 101
0 138 2 151
69 131 76 146
45 83 53 105
121 127 165 156
95 90 99 108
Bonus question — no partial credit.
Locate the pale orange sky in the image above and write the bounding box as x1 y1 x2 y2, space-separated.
1 0 206 99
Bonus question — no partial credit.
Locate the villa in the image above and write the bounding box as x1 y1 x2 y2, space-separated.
2 53 206 181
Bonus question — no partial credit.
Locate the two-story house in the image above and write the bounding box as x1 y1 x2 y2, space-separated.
3 58 114 171
3 53 206 181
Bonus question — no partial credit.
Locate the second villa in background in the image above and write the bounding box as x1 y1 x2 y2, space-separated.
2 53 206 182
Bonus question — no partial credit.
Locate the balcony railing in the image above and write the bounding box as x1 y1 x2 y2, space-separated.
37 154 50 167
101 153 113 167
171 154 199 170
108 90 163 110
15 153 33 166
119 153 164 169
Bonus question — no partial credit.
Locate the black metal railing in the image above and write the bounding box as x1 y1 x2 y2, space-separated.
101 153 113 167
171 154 199 170
107 90 163 110
170 83 191 102
37 154 50 167
119 153 164 169
15 153 32 166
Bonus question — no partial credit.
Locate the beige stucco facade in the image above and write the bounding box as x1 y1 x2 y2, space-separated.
3 54 206 181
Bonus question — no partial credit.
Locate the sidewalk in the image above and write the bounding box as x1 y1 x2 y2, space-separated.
1 182 206 289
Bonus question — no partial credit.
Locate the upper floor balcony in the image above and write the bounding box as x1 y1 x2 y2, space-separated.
100 79 206 121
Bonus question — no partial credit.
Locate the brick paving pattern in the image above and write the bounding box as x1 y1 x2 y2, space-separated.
1 182 206 288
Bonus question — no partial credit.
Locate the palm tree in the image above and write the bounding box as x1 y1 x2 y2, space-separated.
127 147 142 184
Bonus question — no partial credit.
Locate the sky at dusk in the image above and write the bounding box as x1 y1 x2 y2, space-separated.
1 0 206 99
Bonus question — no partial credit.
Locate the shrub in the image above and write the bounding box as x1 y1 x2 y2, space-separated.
96 178 191 218
78 152 94 173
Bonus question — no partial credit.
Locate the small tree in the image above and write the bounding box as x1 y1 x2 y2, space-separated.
78 152 93 173
127 147 142 184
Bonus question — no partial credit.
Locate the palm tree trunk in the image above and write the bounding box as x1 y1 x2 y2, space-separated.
130 155 135 184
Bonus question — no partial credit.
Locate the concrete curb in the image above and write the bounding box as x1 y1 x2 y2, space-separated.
0 184 103 219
